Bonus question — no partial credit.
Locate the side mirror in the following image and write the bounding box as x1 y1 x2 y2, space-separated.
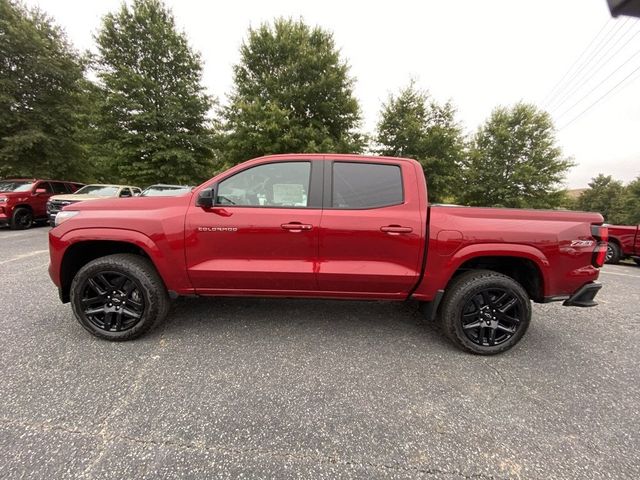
34 188 47 195
196 187 215 208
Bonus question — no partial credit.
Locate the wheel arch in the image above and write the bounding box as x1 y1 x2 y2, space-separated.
445 244 550 303
448 255 545 303
59 239 157 302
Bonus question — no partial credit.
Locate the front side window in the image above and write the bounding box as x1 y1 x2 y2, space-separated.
332 162 403 209
36 182 54 193
51 182 67 194
216 162 311 208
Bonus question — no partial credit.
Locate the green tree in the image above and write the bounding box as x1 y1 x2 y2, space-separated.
94 0 214 185
575 174 625 223
458 103 573 208
0 0 89 179
375 83 464 202
614 176 640 225
222 18 363 165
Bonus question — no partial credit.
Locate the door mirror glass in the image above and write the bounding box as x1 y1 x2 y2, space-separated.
196 187 215 208
34 188 47 195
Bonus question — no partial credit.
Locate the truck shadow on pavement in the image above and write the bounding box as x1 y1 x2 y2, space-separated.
152 296 459 352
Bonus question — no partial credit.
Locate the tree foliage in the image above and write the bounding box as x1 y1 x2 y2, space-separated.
613 176 640 225
458 103 573 209
574 174 625 222
375 83 464 202
221 18 363 165
94 0 214 185
0 0 89 179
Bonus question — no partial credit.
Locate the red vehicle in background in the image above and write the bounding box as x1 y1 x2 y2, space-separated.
605 224 640 265
48 154 608 355
0 179 83 230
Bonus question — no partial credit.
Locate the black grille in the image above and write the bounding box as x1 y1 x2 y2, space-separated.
47 200 76 215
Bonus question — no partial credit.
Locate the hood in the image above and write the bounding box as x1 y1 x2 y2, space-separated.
62 194 192 212
49 194 113 202
0 191 29 199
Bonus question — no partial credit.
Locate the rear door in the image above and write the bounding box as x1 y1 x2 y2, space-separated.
185 160 323 294
317 160 424 297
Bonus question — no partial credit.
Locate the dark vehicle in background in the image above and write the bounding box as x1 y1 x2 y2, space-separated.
606 224 640 265
139 184 193 196
47 184 142 225
0 179 83 229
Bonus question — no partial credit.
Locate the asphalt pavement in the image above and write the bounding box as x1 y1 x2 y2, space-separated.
0 226 639 479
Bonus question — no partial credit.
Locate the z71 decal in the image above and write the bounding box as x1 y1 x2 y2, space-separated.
570 240 595 248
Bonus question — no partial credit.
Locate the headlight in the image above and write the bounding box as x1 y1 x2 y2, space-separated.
54 210 80 227
0 197 7 203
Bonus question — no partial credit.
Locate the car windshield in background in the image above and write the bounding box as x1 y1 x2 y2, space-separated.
75 185 119 196
140 185 192 196
0 181 33 192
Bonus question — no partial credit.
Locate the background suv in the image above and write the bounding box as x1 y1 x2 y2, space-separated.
47 184 141 224
0 179 84 229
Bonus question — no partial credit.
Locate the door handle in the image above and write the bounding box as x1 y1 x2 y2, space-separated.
380 225 413 234
281 222 313 232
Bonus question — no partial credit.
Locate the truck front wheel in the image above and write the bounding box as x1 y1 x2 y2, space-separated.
70 254 170 341
439 270 531 355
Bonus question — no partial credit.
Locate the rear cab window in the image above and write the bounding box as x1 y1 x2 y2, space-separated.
331 162 403 209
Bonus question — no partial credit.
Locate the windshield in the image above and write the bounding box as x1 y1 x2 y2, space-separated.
75 185 119 196
140 185 192 196
0 181 33 192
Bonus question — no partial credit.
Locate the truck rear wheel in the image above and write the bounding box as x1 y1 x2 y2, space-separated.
605 242 621 264
439 270 531 355
70 254 169 341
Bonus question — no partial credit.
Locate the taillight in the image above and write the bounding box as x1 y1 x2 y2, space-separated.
591 225 608 268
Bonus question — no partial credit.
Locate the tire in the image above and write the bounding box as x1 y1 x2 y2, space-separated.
605 242 621 265
439 270 531 355
634 258 640 267
70 253 170 341
10 207 33 230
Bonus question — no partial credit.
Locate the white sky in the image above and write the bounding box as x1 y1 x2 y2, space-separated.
27 0 640 188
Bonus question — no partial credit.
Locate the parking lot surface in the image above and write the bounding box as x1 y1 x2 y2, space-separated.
0 226 639 479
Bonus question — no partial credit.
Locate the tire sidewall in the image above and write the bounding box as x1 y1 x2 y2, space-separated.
443 273 532 355
70 256 165 340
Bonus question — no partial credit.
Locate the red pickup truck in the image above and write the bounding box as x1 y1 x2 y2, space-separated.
605 224 640 265
48 154 607 354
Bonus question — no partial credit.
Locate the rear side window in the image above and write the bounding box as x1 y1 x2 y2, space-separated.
332 162 403 209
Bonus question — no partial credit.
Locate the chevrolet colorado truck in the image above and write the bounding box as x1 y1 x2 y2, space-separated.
48 154 607 354
605 224 640 265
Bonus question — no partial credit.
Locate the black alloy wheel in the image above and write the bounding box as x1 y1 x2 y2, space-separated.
11 207 33 230
70 253 170 340
460 288 523 347
438 270 532 355
80 272 145 332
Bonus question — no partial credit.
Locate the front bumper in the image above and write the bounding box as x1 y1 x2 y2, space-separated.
563 282 602 307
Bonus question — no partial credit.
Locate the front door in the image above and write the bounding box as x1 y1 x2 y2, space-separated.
185 160 322 294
